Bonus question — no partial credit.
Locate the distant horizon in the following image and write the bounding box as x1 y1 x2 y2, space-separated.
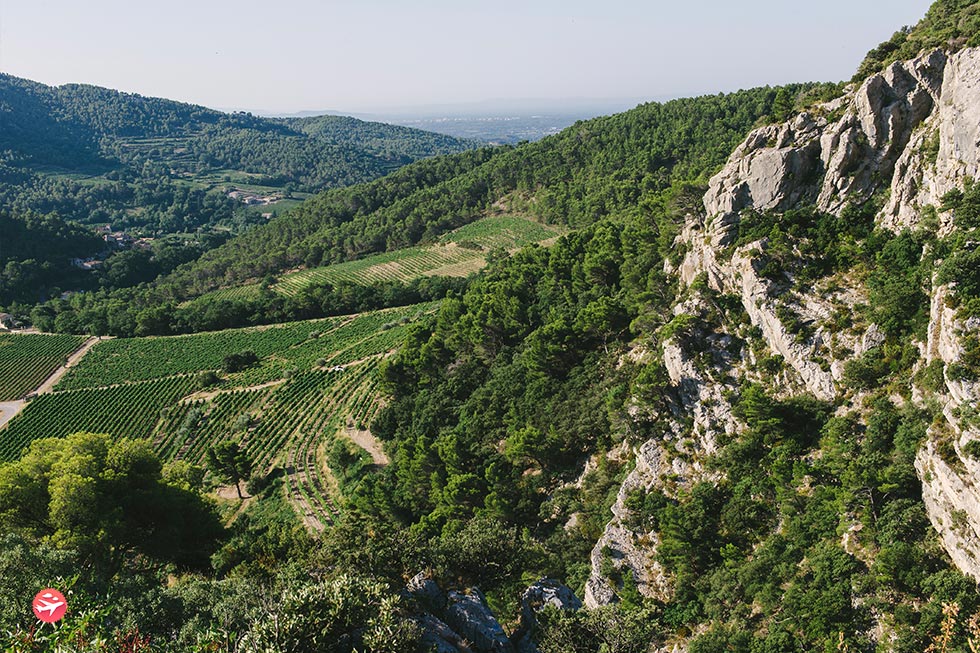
0 0 933 114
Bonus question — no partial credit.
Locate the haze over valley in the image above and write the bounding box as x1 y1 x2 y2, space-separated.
11 2 980 652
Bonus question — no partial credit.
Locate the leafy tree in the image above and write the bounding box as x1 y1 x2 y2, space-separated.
0 432 222 572
207 440 253 499
222 350 259 372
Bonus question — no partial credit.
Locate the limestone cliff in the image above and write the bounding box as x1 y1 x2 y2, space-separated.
588 44 980 613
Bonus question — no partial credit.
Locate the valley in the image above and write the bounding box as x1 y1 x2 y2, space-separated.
4 1 980 651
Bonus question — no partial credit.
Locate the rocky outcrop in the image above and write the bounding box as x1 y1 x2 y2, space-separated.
583 437 672 608
513 579 583 653
407 570 447 611
585 298 737 608
682 48 947 288
443 589 514 653
647 45 980 596
916 439 980 580
409 578 583 653
520 579 582 619
418 614 475 653
729 248 837 399
916 279 980 580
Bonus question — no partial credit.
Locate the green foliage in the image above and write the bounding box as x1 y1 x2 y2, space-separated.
842 346 892 390
624 387 958 648
864 230 930 337
206 440 253 499
0 432 222 572
937 178 980 319
235 575 419 653
0 73 472 305
0 212 104 305
853 0 980 82
915 359 948 394
734 203 875 285
222 350 258 373
365 216 666 544
32 83 801 337
535 603 662 653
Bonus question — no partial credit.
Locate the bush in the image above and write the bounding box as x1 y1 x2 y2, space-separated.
223 350 259 372
842 347 891 390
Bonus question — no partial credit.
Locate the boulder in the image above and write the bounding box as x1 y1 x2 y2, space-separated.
444 588 515 653
407 570 446 611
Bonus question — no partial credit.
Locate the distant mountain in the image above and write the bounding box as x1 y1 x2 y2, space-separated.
0 74 474 232
0 75 474 305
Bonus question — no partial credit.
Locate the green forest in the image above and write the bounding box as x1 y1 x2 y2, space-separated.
20 84 816 336
0 74 471 305
4 0 980 651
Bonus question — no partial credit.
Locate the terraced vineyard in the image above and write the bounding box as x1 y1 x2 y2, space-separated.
275 215 562 296
184 215 564 306
0 304 435 527
55 316 347 390
0 334 86 401
0 375 202 461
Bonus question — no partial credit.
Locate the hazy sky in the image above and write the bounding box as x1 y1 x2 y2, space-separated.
0 0 933 114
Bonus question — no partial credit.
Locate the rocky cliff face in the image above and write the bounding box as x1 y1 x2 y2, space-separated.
588 45 980 613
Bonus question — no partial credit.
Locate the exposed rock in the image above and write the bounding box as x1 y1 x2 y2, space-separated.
513 580 583 653
935 48 980 188
444 588 514 653
407 570 446 611
859 323 886 355
915 276 980 581
520 578 583 618
584 438 672 609
693 48 946 244
916 440 980 581
417 614 474 653
585 298 737 608
729 248 837 400
619 45 980 617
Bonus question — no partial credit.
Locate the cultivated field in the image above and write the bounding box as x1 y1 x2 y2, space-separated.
0 334 86 401
185 215 564 306
0 304 437 529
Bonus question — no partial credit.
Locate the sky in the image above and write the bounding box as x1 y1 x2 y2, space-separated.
0 0 934 115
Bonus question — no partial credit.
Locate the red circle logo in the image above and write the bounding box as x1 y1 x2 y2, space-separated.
33 588 67 623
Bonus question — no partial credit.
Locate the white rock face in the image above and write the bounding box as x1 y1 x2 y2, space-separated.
582 46 980 653
584 299 736 608
692 48 947 249
916 440 980 580
594 46 980 609
917 281 980 580
729 249 837 401
583 438 672 608
881 47 980 231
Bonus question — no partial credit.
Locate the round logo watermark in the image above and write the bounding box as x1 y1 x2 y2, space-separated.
33 588 67 623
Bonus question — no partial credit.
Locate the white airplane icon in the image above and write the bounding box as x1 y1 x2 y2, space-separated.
34 595 65 616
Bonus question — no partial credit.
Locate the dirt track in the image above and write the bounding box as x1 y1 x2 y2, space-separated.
35 336 101 395
0 336 101 432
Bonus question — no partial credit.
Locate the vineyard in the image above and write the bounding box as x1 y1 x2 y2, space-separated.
0 375 202 462
0 304 436 527
185 215 564 304
0 334 86 401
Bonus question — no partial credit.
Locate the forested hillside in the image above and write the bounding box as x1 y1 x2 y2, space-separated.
0 75 471 305
6 1 980 651
29 84 819 336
